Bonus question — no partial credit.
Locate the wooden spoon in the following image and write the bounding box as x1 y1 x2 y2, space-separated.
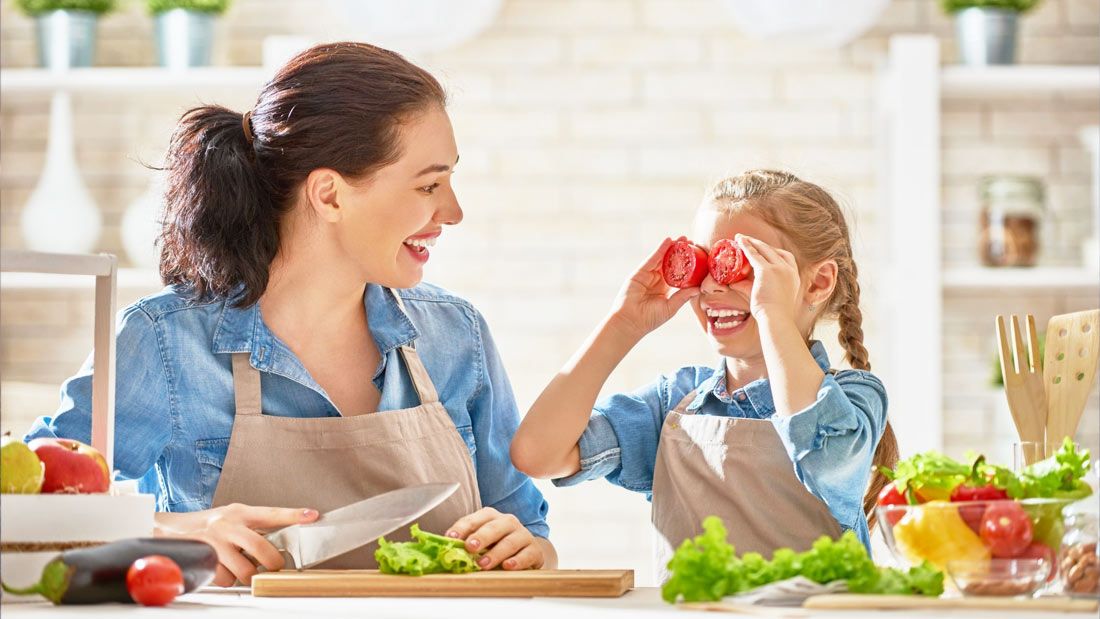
1044 309 1100 445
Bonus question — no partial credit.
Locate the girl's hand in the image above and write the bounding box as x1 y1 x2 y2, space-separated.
446 507 545 571
154 504 319 586
609 237 700 339
736 234 802 321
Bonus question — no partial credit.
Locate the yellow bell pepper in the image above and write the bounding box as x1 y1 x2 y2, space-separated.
892 500 990 570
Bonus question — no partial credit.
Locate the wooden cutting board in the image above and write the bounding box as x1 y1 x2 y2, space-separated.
251 569 634 598
801 594 1098 612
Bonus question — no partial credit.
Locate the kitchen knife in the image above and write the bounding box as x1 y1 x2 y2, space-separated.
262 482 459 570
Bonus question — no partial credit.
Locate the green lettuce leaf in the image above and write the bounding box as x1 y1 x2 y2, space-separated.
661 517 944 604
375 523 481 576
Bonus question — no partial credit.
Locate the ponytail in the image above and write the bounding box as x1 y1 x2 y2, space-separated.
159 105 281 308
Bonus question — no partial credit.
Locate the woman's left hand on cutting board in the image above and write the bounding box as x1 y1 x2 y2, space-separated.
445 507 545 571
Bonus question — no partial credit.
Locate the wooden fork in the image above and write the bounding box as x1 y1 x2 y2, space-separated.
996 314 1047 463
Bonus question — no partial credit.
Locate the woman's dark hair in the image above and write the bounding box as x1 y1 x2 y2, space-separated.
158 42 447 307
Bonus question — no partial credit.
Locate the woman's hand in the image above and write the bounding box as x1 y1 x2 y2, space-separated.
736 234 802 322
154 504 319 586
609 237 700 340
446 507 546 571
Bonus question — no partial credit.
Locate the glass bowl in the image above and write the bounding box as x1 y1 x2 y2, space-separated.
946 559 1051 597
876 497 1076 574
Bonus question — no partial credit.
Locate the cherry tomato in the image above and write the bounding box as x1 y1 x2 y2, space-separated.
1017 541 1057 582
708 239 752 285
979 501 1034 558
661 240 709 288
126 555 184 607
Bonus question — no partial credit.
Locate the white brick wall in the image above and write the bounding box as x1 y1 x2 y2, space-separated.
2 0 1098 584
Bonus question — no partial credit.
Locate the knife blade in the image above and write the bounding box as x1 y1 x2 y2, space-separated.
263 482 459 569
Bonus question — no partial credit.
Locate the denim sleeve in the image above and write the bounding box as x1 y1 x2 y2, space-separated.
23 305 174 482
467 311 550 539
769 370 888 528
552 376 667 494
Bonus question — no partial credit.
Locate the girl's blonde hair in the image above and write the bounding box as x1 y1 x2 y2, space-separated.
706 169 899 530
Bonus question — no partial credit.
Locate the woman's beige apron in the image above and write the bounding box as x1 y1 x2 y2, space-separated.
651 388 842 583
210 290 481 568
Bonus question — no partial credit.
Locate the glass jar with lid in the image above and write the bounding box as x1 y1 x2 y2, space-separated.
1060 510 1099 597
979 176 1044 267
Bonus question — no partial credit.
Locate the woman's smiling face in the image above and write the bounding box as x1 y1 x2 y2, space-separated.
689 205 793 358
333 106 462 289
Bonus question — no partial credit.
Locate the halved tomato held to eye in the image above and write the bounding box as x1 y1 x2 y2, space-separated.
661 240 709 288
709 239 753 285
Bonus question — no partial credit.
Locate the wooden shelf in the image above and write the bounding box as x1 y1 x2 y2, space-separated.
0 66 270 94
0 268 161 290
943 267 1100 292
941 65 1100 98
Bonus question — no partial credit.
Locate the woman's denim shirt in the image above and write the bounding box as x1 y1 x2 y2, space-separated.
25 283 550 539
554 341 887 551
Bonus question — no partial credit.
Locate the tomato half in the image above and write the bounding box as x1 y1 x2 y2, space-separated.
661 240 709 288
708 239 752 285
127 555 184 607
979 501 1034 558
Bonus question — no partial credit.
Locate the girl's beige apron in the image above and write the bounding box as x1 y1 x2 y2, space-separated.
651 389 842 582
209 290 481 568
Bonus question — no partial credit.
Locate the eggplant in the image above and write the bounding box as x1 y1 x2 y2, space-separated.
1 538 217 605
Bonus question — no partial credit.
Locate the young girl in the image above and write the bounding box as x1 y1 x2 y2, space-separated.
511 169 897 580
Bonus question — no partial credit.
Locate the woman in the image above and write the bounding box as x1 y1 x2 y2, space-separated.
25 42 555 585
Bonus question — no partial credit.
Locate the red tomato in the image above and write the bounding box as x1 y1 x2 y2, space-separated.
126 555 184 607
979 502 1034 558
662 240 709 288
877 483 908 526
708 239 752 285
950 485 1007 535
1017 541 1057 582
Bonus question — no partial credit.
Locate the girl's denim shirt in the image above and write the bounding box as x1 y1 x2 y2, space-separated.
553 341 887 551
25 283 550 540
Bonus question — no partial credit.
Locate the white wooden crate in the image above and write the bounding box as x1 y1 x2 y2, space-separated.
0 252 155 602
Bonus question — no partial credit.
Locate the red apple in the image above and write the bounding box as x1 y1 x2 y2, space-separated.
27 438 110 494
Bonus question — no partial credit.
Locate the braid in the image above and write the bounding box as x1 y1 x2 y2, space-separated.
835 258 897 530
837 272 870 371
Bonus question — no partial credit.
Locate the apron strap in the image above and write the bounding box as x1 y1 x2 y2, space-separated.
387 288 442 405
671 390 699 416
231 352 263 417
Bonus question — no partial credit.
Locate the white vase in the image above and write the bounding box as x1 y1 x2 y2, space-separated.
20 91 101 253
121 172 165 269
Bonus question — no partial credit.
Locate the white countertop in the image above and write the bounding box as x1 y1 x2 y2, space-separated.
1 587 1096 619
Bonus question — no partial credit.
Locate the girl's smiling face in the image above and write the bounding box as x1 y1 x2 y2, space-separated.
689 206 795 358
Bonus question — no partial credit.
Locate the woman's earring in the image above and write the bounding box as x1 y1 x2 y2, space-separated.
808 303 816 312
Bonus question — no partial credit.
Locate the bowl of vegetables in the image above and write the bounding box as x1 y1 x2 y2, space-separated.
875 439 1093 590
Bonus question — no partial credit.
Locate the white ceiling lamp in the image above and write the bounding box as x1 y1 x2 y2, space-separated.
334 0 503 56
718 0 892 48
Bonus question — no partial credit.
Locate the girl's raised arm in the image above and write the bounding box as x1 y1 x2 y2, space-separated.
511 238 698 479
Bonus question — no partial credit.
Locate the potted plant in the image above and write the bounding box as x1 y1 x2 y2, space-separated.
15 0 116 69
148 0 232 69
942 0 1041 65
